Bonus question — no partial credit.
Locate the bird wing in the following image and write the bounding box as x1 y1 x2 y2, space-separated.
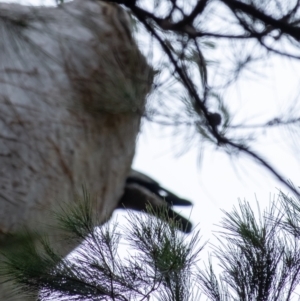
119 183 193 233
127 170 193 206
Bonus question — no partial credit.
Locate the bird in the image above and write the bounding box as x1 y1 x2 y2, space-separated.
118 169 193 233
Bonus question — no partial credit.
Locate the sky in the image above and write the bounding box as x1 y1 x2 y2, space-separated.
108 38 300 293
109 51 300 294
111 21 300 245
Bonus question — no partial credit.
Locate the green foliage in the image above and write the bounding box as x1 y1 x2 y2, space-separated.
0 192 202 301
2 189 300 301
198 199 300 301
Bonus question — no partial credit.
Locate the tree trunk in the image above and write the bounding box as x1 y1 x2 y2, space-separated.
0 1 152 299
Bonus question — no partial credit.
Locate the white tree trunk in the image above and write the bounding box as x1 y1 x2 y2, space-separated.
0 1 152 299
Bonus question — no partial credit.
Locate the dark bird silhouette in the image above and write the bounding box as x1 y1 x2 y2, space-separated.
118 170 193 233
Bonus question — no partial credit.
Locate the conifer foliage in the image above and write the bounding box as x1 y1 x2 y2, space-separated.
2 189 300 301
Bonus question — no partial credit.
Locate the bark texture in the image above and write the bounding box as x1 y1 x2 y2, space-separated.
0 1 152 299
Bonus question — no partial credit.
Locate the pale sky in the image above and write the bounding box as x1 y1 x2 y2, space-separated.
113 26 300 244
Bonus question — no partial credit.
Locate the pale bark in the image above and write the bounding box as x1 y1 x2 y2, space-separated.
0 1 152 299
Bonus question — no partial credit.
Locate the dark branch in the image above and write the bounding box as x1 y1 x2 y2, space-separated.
222 0 300 41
